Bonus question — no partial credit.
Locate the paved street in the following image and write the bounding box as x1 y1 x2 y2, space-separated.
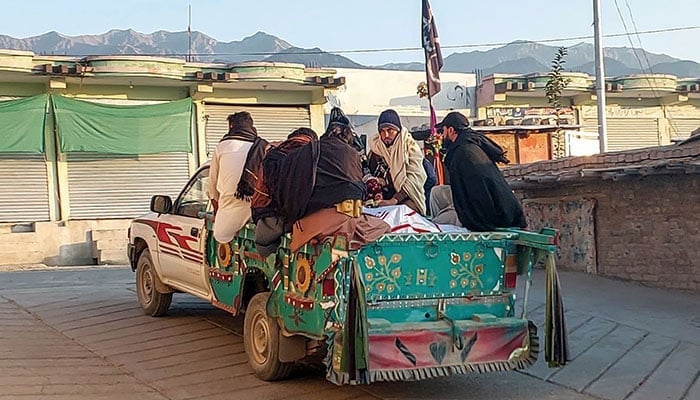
0 266 698 400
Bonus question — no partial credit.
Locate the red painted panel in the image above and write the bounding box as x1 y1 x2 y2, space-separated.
518 133 551 164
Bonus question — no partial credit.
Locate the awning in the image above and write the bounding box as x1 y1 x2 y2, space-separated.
52 95 193 154
0 94 47 153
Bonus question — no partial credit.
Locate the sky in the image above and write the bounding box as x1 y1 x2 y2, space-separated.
1 0 698 65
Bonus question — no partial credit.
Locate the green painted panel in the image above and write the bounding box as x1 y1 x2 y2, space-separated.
357 236 510 302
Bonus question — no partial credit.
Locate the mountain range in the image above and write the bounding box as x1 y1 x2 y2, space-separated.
1 29 698 77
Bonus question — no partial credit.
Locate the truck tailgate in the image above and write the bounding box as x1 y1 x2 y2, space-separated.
356 232 519 302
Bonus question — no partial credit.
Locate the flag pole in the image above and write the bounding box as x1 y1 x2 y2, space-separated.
422 0 445 185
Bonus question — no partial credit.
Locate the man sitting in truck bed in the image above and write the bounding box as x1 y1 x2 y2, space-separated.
276 107 390 251
253 127 319 257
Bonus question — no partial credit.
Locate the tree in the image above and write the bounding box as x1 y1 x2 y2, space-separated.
545 47 571 158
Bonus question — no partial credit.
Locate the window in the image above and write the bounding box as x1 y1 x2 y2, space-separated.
174 167 210 218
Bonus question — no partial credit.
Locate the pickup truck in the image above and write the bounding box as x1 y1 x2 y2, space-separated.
128 163 566 385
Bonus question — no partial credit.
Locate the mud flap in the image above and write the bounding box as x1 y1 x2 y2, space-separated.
279 332 306 362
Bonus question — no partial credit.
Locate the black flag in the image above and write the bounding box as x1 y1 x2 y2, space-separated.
422 0 444 97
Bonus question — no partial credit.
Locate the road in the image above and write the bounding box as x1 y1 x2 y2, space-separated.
1 266 697 400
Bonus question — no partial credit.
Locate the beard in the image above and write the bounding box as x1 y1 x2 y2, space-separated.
442 137 455 149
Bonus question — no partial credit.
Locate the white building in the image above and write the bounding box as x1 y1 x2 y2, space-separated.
325 68 476 136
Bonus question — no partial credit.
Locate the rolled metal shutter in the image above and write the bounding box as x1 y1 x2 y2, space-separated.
605 118 660 151
66 153 190 219
669 119 700 141
582 118 659 151
204 104 311 156
581 118 599 134
0 154 50 222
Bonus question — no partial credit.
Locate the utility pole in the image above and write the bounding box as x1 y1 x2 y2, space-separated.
187 5 192 62
593 0 608 153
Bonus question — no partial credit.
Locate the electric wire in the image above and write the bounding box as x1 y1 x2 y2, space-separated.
613 0 681 138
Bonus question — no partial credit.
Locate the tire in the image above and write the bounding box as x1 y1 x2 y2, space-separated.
244 292 293 381
136 250 173 317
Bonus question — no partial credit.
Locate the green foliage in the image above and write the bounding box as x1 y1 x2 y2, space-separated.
545 47 571 158
545 47 571 116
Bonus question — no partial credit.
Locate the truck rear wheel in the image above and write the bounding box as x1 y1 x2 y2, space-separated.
136 250 172 317
244 292 293 381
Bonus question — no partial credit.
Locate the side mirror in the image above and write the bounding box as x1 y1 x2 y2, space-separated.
150 195 172 214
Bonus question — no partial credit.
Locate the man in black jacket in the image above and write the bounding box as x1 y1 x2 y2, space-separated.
276 107 390 251
430 111 527 231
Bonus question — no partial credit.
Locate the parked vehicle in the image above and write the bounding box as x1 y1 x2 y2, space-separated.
128 163 566 385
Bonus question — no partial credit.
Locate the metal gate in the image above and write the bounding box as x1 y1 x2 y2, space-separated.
583 118 660 151
204 104 311 156
66 153 190 219
0 154 50 222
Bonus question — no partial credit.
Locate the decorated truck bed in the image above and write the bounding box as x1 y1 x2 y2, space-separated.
129 164 567 386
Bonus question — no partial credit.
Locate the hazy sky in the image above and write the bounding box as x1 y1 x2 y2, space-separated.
2 0 698 65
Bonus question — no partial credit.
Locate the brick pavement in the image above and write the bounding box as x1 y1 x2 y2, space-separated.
1 267 697 399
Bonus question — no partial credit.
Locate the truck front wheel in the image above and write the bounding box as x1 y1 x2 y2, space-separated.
136 250 173 317
244 292 293 381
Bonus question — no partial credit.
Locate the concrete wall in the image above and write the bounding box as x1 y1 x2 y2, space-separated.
1 219 130 266
517 175 699 292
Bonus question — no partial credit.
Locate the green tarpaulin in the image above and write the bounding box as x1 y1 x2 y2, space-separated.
52 95 192 154
0 94 47 153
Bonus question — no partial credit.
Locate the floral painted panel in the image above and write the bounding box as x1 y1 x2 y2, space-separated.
523 198 597 273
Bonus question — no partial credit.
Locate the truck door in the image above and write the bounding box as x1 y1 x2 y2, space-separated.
157 166 210 297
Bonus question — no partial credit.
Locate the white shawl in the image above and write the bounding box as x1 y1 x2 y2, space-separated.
369 127 427 215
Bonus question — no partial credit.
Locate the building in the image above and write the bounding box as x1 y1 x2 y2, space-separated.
0 49 342 265
502 135 700 292
477 72 700 152
325 68 476 136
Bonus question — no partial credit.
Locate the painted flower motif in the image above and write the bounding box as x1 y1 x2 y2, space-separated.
391 254 401 263
387 284 395 293
475 264 484 274
364 256 375 269
476 250 484 259
450 252 460 265
461 278 469 287
463 252 471 261
470 280 477 288
365 273 374 282
376 283 386 292
365 286 372 293
450 280 457 288
392 267 401 278
378 255 387 266
450 268 459 277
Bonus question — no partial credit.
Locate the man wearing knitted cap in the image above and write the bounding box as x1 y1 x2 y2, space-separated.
367 109 428 214
431 111 527 231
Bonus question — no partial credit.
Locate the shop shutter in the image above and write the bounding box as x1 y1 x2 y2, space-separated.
581 118 600 135
204 104 311 157
0 154 50 222
583 118 660 151
605 118 660 151
669 119 700 141
66 153 190 219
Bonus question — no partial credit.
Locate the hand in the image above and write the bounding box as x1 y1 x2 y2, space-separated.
377 198 399 207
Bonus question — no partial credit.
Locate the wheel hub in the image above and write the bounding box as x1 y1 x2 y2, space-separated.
141 268 154 302
251 312 270 365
